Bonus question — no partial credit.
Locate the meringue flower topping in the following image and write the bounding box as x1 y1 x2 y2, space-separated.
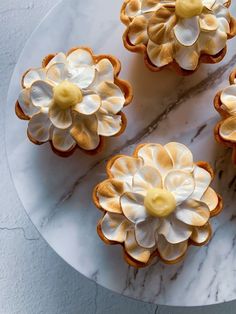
122 0 234 71
95 142 222 265
16 48 132 153
53 81 83 110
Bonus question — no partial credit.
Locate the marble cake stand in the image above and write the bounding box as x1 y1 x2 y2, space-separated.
5 0 236 306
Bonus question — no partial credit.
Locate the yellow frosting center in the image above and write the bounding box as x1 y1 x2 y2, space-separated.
175 0 203 18
144 188 176 218
53 81 83 110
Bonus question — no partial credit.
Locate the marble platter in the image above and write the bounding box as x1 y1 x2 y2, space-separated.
5 0 236 306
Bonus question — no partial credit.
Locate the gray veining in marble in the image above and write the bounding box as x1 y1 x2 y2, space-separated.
5 0 236 306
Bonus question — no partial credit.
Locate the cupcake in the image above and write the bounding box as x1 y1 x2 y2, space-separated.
214 69 236 164
93 142 222 267
16 47 133 157
121 0 236 75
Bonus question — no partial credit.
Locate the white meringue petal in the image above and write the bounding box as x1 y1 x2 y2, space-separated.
219 116 236 142
86 57 116 94
198 29 227 55
99 100 124 115
96 112 122 136
52 127 76 152
158 216 192 244
30 80 53 108
69 65 95 89
70 113 100 150
49 105 72 129
74 93 101 115
217 17 230 33
133 165 162 194
201 187 219 212
190 223 211 244
147 6 176 45
95 59 114 84
157 235 188 262
220 85 236 115
128 15 149 45
96 179 128 214
110 156 143 185
175 43 200 71
202 0 216 10
164 142 194 171
46 63 69 84
147 40 174 68
164 170 195 205
121 192 148 223
174 17 200 47
67 48 94 68
135 217 160 248
199 13 218 31
101 212 131 243
214 3 230 21
141 0 160 13
67 49 94 67
137 144 173 176
125 0 141 17
125 230 151 264
176 199 210 226
46 53 67 69
96 81 125 113
28 112 51 142
191 166 212 200
18 89 40 117
23 68 46 88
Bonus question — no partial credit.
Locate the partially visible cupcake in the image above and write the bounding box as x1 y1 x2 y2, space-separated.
93 142 222 267
214 69 236 164
16 47 133 157
121 0 236 75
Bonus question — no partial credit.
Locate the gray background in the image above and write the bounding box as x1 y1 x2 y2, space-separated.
0 1 235 313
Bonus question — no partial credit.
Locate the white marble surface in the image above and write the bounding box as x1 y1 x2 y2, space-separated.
0 1 160 313
4 0 236 310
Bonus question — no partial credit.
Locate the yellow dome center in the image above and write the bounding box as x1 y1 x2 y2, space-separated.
175 0 203 18
53 81 83 110
144 188 176 218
